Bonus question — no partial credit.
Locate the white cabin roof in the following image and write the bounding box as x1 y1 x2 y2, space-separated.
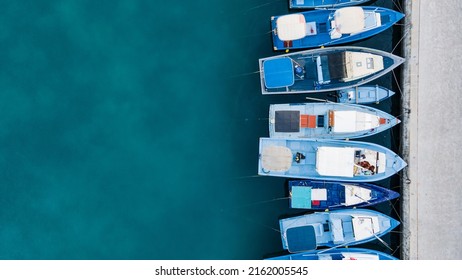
343 52 384 82
276 14 307 41
316 147 355 177
330 110 381 133
333 7 365 34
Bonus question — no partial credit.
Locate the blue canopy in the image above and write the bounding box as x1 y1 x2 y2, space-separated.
286 225 317 253
263 57 295 89
290 186 312 209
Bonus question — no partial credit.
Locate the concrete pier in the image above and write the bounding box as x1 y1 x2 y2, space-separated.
401 0 462 260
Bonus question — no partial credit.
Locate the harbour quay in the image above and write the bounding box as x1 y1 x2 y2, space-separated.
401 0 462 260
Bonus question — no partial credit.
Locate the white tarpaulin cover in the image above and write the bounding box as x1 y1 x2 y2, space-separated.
333 7 365 34
331 111 380 132
276 14 307 41
316 147 355 177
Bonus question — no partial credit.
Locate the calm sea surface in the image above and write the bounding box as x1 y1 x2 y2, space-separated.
0 0 404 259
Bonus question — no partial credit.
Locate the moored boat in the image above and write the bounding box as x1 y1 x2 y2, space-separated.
272 7 404 50
259 46 404 94
288 179 399 209
258 137 407 182
279 208 400 252
335 85 395 104
289 0 370 9
269 102 400 139
267 247 398 260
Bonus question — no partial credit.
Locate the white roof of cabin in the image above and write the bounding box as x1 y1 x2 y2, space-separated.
316 147 355 177
331 111 381 133
333 7 365 34
276 14 307 41
343 52 384 82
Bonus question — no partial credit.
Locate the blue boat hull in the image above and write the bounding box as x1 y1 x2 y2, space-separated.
289 0 370 9
269 102 400 139
336 85 395 104
258 137 407 182
288 180 400 209
272 7 404 50
279 208 400 252
267 247 398 260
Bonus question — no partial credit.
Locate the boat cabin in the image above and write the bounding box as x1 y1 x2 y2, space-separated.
317 51 384 84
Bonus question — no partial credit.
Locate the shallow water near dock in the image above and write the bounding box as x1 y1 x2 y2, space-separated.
0 0 404 259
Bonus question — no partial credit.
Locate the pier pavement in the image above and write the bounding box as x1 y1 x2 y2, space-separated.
401 0 462 260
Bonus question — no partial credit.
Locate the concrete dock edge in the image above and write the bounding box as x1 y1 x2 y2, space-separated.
401 0 419 260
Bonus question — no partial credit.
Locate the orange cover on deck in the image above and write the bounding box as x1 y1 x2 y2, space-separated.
300 115 317 128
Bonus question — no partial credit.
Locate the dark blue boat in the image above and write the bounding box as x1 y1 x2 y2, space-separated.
267 247 398 260
288 180 399 209
271 7 404 50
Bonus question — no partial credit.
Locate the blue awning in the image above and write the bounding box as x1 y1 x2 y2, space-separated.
290 186 312 209
263 57 295 89
286 225 317 253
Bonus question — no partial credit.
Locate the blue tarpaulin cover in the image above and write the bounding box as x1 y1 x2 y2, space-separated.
263 57 294 88
286 225 317 252
291 186 312 209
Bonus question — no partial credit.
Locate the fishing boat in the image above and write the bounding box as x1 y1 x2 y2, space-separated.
288 179 399 209
271 7 404 50
279 208 400 252
259 46 404 94
267 247 398 260
335 85 395 104
269 102 400 139
289 0 370 9
258 137 407 182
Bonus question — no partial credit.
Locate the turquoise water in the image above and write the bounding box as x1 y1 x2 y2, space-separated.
0 0 403 259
